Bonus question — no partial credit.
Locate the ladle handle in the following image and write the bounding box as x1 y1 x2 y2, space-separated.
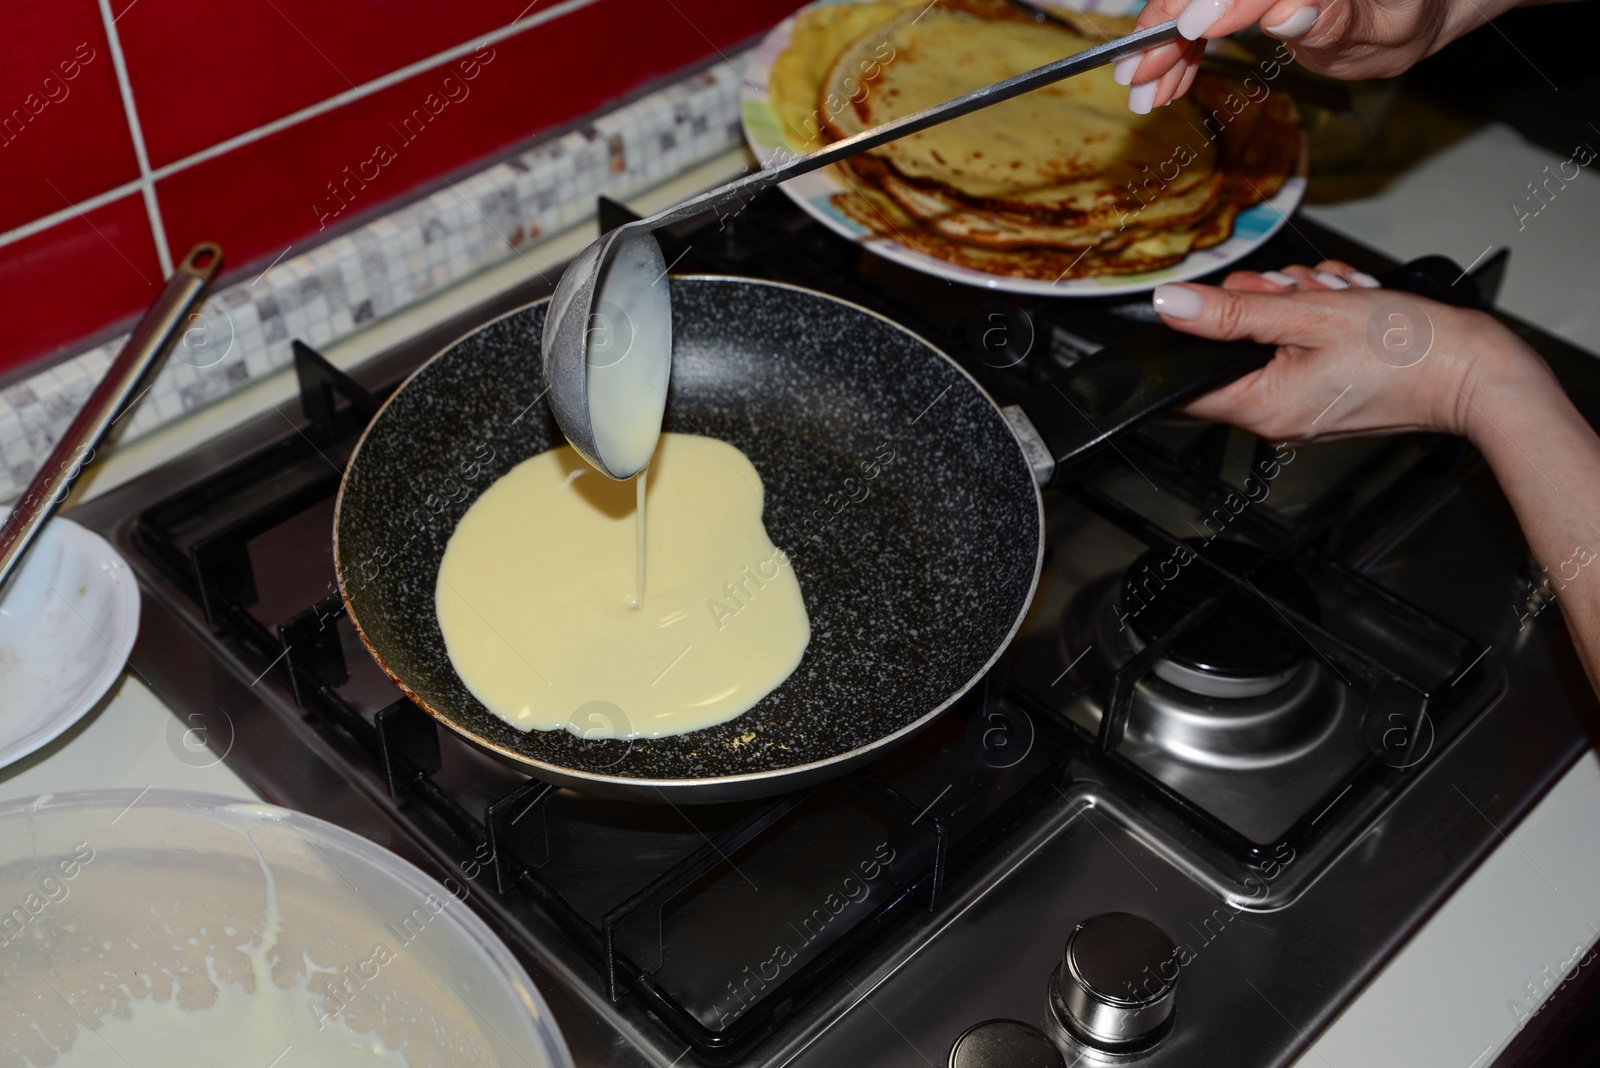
643 18 1183 231
0 242 222 593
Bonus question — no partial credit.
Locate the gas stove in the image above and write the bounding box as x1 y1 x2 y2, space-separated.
71 189 1599 1067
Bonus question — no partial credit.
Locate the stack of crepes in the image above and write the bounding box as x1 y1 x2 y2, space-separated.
767 0 1303 281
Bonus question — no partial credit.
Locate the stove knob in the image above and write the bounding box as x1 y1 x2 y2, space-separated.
949 1019 1064 1068
1049 911 1177 1053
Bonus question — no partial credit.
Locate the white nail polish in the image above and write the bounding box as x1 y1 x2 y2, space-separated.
1314 271 1351 289
1350 271 1381 289
1264 5 1319 38
1112 55 1140 87
1262 271 1298 287
1153 284 1204 319
1178 0 1231 40
1128 80 1158 115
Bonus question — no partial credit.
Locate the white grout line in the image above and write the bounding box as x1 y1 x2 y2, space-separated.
95 0 173 276
0 179 145 249
0 0 605 260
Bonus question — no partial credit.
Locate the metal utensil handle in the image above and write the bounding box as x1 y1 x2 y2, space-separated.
0 242 223 591
645 18 1183 231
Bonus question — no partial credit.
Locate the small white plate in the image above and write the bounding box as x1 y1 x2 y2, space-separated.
740 0 1308 297
0 517 140 767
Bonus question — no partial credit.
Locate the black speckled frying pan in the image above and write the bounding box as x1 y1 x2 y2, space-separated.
334 277 1043 803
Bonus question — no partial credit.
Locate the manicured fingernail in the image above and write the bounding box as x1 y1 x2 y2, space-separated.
1112 55 1140 86
1314 271 1351 289
1264 5 1319 38
1262 271 1298 287
1178 0 1231 40
1153 284 1204 319
1129 80 1158 115
1350 270 1381 289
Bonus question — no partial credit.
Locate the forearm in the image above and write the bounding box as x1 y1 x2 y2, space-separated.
1464 342 1600 689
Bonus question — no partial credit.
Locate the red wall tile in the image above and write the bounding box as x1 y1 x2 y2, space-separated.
115 0 550 168
0 194 161 376
157 0 802 272
0 0 140 233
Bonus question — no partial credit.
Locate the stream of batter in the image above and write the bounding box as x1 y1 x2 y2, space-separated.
435 433 810 739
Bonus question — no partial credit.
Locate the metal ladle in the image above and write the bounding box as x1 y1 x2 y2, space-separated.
542 18 1181 479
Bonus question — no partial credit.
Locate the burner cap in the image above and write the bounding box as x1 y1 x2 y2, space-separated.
1121 539 1318 684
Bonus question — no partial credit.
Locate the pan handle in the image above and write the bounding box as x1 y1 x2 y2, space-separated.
1022 328 1275 483
1012 254 1483 487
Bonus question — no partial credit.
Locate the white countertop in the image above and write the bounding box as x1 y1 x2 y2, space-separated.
1305 122 1600 355
4 123 1598 1067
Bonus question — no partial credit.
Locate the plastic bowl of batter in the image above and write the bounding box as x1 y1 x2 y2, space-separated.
0 790 573 1068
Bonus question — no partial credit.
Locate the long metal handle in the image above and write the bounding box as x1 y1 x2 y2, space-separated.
0 242 223 592
645 18 1182 231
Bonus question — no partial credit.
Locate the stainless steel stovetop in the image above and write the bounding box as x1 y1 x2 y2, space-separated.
71 197 1600 1067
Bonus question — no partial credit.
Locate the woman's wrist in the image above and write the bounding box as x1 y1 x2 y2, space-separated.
1451 316 1573 452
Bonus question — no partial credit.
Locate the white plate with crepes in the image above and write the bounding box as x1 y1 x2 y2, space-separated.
740 0 1308 297
0 517 140 767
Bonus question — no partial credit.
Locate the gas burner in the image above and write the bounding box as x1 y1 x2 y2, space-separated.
1057 565 1352 774
1119 539 1319 700
1113 654 1350 772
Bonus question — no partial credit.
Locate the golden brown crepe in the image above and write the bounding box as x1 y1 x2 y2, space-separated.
769 0 931 153
769 0 1301 282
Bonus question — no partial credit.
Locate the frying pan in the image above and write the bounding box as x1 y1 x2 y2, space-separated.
336 277 1044 803
335 259 1474 803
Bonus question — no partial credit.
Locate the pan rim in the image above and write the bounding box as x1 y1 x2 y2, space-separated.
334 274 1046 795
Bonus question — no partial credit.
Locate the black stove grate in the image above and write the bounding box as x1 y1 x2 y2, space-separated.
125 190 1509 1063
1032 433 1494 861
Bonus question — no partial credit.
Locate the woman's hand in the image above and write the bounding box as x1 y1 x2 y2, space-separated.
1116 0 1518 113
1161 263 1600 692
1152 260 1551 446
